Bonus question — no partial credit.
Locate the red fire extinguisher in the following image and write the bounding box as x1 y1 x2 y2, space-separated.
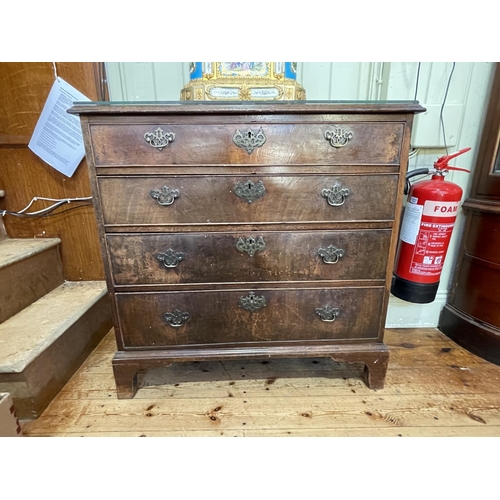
391 147 471 304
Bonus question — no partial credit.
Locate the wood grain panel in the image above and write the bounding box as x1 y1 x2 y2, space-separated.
0 62 57 137
90 121 404 167
452 258 500 328
0 62 106 280
106 230 391 285
465 213 500 265
0 245 63 323
98 175 398 227
116 287 384 348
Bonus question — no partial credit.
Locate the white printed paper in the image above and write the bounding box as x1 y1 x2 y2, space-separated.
28 77 91 178
400 203 423 245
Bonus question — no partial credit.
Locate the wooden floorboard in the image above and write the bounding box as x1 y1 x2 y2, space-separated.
21 327 500 437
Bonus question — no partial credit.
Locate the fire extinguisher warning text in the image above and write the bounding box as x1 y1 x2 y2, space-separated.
400 203 423 245
409 222 454 276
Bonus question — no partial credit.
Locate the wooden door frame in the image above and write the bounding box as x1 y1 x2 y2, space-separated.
467 62 500 203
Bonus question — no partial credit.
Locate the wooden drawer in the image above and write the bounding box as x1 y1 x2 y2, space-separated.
107 229 391 285
99 174 398 227
90 121 404 167
116 287 384 348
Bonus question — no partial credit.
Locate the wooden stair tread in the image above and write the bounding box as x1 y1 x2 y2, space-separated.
0 238 61 270
0 281 107 373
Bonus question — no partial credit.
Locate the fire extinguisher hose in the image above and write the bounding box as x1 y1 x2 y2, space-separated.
406 168 430 180
404 168 430 195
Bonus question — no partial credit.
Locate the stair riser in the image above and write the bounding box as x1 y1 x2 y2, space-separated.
0 246 64 323
0 293 112 419
0 219 7 241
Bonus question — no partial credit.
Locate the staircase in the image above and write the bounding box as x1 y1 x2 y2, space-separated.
0 228 112 419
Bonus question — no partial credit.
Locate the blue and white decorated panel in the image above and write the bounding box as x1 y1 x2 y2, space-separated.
285 62 297 80
189 62 203 80
218 62 269 78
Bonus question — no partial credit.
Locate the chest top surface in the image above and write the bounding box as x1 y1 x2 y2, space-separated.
68 100 425 116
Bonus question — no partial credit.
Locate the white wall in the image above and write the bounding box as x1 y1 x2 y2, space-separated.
105 62 496 327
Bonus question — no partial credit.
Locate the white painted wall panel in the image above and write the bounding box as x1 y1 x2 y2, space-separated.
329 63 368 100
104 61 496 327
122 62 156 100
300 62 332 100
107 62 188 101
152 62 189 100
302 62 369 100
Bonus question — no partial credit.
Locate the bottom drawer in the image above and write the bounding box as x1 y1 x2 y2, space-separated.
116 287 384 348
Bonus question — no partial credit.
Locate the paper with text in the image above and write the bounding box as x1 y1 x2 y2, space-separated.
28 77 91 178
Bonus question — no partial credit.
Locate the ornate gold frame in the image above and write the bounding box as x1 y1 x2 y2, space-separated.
181 62 306 101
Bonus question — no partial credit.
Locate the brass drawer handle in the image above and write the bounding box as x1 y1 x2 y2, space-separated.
321 183 350 206
318 245 345 264
163 309 190 327
239 291 267 312
316 305 340 322
236 236 265 257
157 248 184 268
150 185 179 206
234 180 266 203
144 127 175 151
233 127 266 154
324 127 353 148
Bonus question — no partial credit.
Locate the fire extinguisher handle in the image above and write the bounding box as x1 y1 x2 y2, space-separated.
445 165 471 173
434 147 472 170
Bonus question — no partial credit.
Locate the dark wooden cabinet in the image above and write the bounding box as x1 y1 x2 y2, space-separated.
439 64 500 364
70 101 424 398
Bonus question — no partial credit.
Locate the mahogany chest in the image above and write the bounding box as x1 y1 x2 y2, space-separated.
70 101 424 398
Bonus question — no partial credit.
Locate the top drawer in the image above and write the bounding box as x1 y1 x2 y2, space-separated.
89 121 404 167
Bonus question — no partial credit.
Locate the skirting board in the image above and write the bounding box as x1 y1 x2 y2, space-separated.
385 291 448 328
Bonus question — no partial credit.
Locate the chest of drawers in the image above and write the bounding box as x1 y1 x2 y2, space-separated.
70 101 424 398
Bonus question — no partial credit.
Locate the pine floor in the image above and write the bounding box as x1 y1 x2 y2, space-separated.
21 328 500 437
